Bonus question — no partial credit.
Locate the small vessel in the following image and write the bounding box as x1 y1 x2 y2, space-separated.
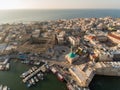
31 67 35 71
83 87 90 90
3 86 7 90
50 67 57 74
20 71 29 78
45 64 50 72
29 69 33 73
66 83 75 90
34 62 40 65
45 64 49 69
34 76 39 82
26 81 32 88
31 66 37 71
6 63 10 70
31 78 35 85
29 80 33 85
7 88 10 90
57 72 64 81
37 73 41 79
40 77 44 80
37 73 44 80
0 85 3 90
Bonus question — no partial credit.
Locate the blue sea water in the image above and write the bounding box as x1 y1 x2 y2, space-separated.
0 9 120 24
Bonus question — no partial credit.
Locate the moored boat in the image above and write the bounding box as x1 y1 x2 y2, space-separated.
26 81 32 88
0 85 3 90
50 67 57 74
66 83 75 90
34 76 39 82
56 72 64 81
37 72 44 80
20 71 29 78
3 86 7 90
31 78 35 85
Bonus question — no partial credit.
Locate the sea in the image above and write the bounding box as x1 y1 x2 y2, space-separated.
0 9 120 90
0 9 120 24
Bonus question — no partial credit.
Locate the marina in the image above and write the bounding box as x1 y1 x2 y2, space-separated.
0 60 67 90
21 65 45 87
0 9 119 90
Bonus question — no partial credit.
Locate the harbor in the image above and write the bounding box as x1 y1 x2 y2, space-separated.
0 60 67 90
0 16 119 90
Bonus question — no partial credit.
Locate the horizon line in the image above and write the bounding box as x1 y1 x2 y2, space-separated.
0 8 120 10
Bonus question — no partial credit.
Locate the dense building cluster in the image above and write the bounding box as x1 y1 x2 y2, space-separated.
0 17 120 89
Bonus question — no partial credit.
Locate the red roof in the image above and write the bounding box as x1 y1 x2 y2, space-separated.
108 33 120 40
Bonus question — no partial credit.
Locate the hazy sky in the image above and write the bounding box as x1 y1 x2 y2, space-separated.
0 0 120 9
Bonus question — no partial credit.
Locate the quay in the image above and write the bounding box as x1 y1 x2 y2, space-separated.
69 62 95 87
22 65 45 83
69 61 120 87
95 61 120 76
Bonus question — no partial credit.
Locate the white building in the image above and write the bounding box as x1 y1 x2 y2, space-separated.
32 29 40 38
57 31 66 44
68 36 80 46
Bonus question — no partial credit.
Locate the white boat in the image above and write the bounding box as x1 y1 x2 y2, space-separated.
26 81 32 88
31 66 37 71
50 67 57 74
6 63 10 70
31 78 35 85
57 72 64 81
29 80 33 85
34 76 39 82
20 71 29 78
3 86 7 90
34 62 40 65
0 85 3 90
37 73 44 80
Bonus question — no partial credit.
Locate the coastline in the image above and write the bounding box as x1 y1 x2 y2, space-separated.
0 9 120 24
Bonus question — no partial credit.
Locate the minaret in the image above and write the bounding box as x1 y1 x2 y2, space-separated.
71 46 73 52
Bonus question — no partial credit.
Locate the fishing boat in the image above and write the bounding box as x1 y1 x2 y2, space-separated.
56 72 64 81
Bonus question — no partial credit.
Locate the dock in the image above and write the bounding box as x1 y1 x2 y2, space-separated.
95 61 120 76
69 63 95 87
69 61 120 87
22 65 45 83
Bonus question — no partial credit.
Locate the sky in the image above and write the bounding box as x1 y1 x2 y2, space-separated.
0 0 120 9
